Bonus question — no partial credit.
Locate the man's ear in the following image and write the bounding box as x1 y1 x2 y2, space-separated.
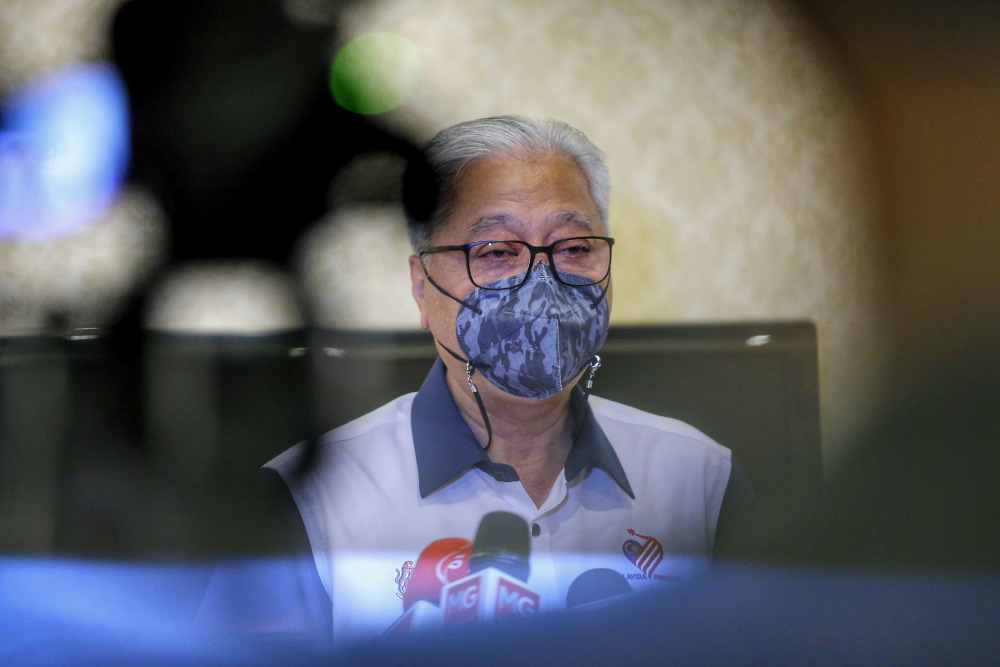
409 255 429 330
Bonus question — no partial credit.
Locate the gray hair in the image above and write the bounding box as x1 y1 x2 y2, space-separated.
403 115 611 251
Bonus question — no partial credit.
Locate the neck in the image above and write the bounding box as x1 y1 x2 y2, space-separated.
444 364 574 508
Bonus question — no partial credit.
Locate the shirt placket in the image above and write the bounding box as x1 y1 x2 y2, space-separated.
523 472 569 612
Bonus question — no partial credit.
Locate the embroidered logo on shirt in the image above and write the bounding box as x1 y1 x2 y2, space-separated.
622 528 664 577
394 560 414 599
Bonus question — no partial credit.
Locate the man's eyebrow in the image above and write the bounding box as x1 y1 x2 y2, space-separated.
466 210 601 239
555 210 601 232
467 214 516 237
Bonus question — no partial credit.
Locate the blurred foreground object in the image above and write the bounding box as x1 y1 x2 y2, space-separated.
141 261 311 553
749 0 1000 572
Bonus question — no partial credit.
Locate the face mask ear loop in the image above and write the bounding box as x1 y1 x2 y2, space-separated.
466 361 493 452
589 280 611 310
423 266 482 315
572 355 602 442
438 340 493 452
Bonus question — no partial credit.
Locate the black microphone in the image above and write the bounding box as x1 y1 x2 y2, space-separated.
441 511 539 623
565 568 633 611
468 511 531 582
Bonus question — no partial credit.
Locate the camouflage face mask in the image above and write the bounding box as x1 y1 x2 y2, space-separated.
455 262 610 399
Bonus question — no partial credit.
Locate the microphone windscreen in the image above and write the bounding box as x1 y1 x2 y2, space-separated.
565 568 632 609
469 511 530 582
403 537 472 611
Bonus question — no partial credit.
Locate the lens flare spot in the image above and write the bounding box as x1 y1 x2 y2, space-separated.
0 62 129 239
329 32 422 115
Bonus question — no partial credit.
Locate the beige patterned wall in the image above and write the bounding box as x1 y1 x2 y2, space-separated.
324 0 887 463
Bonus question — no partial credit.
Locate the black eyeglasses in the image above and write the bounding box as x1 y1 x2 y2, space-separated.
419 236 614 290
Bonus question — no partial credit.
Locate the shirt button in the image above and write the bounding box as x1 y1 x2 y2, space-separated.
493 471 505 482
531 523 541 537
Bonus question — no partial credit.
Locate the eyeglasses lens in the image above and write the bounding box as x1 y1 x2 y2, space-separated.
468 238 610 288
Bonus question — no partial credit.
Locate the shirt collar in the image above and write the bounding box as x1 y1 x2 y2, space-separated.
411 358 634 499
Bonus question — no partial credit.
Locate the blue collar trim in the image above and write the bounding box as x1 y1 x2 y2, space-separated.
411 358 634 499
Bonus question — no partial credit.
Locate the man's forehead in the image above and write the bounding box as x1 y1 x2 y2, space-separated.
443 159 602 232
466 210 601 236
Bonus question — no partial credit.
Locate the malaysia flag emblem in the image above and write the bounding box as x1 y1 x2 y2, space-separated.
622 528 664 577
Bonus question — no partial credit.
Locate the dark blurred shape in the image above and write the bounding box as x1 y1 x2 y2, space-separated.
758 0 1000 573
401 148 443 242
0 335 71 553
341 565 1000 666
7 560 993 663
328 151 407 207
565 568 632 610
755 358 1000 571
0 0 423 560
142 331 313 555
112 0 419 264
0 326 316 558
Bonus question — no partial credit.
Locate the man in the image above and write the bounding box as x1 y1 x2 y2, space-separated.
265 116 753 641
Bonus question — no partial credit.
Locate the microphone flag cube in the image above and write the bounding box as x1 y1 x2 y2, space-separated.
441 568 540 624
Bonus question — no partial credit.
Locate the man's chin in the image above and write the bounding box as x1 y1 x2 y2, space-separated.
479 377 578 405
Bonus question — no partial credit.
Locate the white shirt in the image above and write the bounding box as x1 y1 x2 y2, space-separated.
266 359 733 642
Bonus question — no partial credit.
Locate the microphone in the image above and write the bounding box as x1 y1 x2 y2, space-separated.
565 568 633 611
383 599 441 636
384 537 471 636
441 511 540 624
402 537 472 611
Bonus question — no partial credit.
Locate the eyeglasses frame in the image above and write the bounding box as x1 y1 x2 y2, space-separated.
419 236 615 290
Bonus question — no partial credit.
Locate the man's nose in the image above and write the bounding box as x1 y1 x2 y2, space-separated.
529 250 550 267
528 256 554 281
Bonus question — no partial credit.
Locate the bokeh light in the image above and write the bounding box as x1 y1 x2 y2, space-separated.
0 62 129 239
0 0 124 92
0 187 166 334
296 204 417 329
329 32 422 115
144 262 305 335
